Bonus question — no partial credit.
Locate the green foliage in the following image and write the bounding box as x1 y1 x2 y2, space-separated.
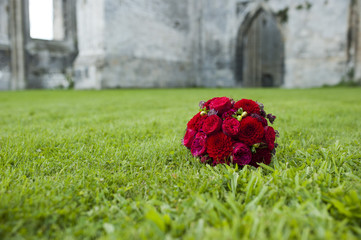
276 7 289 24
334 68 361 87
0 88 361 239
296 1 312 11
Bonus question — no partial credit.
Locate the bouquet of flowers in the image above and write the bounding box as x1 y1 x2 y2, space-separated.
183 97 279 167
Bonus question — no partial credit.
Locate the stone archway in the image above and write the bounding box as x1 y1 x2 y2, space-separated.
235 8 284 87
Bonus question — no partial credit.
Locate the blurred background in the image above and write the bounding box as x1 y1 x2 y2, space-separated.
0 0 360 90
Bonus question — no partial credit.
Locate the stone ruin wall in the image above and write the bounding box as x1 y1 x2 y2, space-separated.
199 0 355 88
23 0 78 89
0 0 11 90
101 0 194 88
74 0 195 89
270 0 352 88
0 0 360 90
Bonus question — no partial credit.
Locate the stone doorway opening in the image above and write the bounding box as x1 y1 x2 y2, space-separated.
235 8 284 87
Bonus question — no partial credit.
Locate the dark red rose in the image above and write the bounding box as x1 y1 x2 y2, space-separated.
184 97 277 168
208 97 233 115
202 115 222 135
222 108 237 119
232 143 252 166
191 132 207 157
203 97 217 109
222 117 240 138
183 128 196 149
238 117 265 146
234 99 260 115
187 112 207 131
250 113 268 126
207 132 233 161
264 126 276 150
250 148 272 167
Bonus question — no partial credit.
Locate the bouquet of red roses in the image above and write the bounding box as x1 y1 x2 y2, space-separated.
183 97 279 167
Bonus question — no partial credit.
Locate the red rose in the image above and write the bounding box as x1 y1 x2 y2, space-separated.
202 115 222 135
238 117 264 146
207 97 233 115
183 128 196 149
187 112 207 131
203 97 217 109
250 148 272 167
191 132 207 157
222 117 240 138
264 126 276 150
184 97 277 168
234 99 260 114
250 113 268 127
232 143 252 165
207 132 233 161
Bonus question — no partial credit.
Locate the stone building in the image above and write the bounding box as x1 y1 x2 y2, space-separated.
0 0 360 90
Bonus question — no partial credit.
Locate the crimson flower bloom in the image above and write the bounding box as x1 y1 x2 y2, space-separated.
207 132 233 161
187 112 207 131
264 126 276 150
191 132 207 157
234 99 261 115
232 143 252 165
238 117 264 146
202 115 222 135
222 117 240 138
183 128 196 149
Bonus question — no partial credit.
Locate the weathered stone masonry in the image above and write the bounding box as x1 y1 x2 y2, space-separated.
0 0 76 90
1 0 361 90
0 0 12 90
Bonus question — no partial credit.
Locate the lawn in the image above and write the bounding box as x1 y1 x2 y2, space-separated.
0 88 361 239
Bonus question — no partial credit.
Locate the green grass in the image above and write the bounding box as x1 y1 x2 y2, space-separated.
0 88 361 240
